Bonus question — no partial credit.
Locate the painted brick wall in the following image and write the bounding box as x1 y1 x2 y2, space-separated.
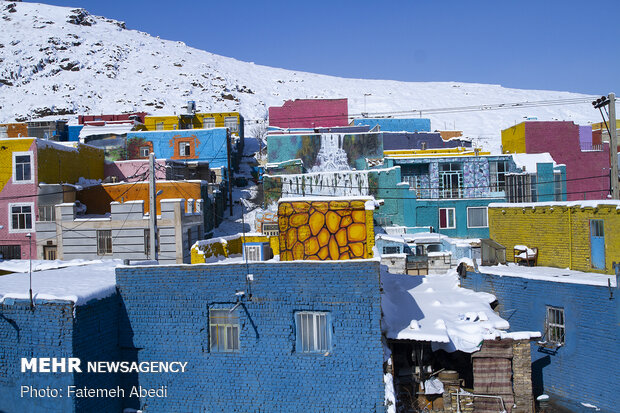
269 99 348 128
116 260 385 412
0 295 120 412
489 204 620 274
461 271 620 413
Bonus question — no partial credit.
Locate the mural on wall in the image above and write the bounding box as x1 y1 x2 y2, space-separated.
84 135 127 161
267 132 383 171
278 199 374 261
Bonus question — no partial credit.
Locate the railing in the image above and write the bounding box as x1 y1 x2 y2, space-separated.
580 143 604 151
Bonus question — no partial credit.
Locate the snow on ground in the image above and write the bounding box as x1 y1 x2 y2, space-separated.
477 262 617 287
381 266 539 353
0 259 120 306
0 2 600 153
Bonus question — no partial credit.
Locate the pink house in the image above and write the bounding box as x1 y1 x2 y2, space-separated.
502 121 611 201
268 99 348 128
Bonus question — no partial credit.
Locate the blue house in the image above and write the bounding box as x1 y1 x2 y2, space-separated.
115 260 385 412
352 117 431 133
461 264 620 413
382 131 472 151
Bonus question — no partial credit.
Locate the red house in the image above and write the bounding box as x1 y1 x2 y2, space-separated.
268 99 348 128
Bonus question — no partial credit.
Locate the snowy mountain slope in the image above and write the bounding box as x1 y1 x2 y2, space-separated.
0 1 600 151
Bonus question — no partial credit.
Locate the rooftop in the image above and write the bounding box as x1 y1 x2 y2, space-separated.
476 262 617 287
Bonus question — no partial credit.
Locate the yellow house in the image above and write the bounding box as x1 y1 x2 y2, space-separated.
488 201 620 275
278 197 376 261
143 112 244 138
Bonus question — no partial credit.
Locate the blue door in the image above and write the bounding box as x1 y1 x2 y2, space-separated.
590 220 605 270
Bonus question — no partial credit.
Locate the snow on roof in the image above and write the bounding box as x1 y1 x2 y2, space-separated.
477 263 617 287
0 259 120 307
381 266 539 353
510 152 560 171
278 195 375 203
489 200 620 210
78 123 135 139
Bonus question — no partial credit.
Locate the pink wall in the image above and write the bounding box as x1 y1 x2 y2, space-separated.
268 99 348 128
104 159 167 182
524 122 611 200
0 140 38 259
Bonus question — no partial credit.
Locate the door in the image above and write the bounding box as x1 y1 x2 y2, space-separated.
43 246 57 260
590 219 605 270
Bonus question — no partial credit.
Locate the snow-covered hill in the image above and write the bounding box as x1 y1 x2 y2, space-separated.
0 1 600 151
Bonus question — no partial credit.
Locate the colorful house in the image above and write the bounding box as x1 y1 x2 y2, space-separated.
26 120 68 141
277 197 376 261
36 198 203 264
0 138 104 259
78 112 147 125
144 111 244 138
125 128 233 170
461 263 619 412
501 121 611 200
381 131 471 151
486 200 620 275
352 117 431 133
268 98 349 128
0 122 28 138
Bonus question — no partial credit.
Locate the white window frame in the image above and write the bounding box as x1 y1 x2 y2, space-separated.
210 308 240 352
9 202 34 233
203 117 216 129
12 151 34 184
244 244 261 261
545 306 565 345
438 207 456 229
467 206 488 228
179 141 191 157
139 146 150 158
37 205 56 222
96 229 112 255
155 121 164 131
295 311 330 353
224 116 238 133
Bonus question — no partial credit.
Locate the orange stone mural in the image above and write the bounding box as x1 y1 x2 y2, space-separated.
278 199 374 261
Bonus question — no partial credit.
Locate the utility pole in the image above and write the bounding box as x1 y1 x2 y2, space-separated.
227 130 234 216
148 152 158 261
609 93 619 199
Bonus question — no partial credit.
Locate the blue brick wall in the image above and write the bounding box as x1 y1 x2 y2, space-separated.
462 271 620 413
116 260 385 412
352 118 431 133
0 295 120 413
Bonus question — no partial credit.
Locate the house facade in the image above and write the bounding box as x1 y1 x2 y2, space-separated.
461 265 619 413
268 98 349 128
487 201 620 275
501 121 610 200
36 198 203 264
0 138 104 259
352 117 431 132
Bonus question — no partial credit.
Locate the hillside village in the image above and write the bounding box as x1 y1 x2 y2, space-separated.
1 3 620 413
1 95 618 413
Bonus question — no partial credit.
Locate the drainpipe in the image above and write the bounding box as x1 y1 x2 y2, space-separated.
568 206 572 270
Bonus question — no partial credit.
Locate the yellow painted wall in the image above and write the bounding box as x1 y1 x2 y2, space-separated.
489 204 620 274
191 234 274 264
0 138 35 192
501 122 526 154
143 115 180 131
197 112 240 128
384 147 490 158
37 142 104 184
278 199 374 261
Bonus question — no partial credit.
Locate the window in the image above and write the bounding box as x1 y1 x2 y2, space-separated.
9 203 33 232
179 142 191 157
140 146 150 158
244 244 261 261
439 163 463 198
489 161 508 192
0 245 21 259
261 223 279 236
438 208 456 229
96 230 112 255
506 174 533 203
295 312 331 353
554 173 562 201
144 229 160 256
224 116 238 133
37 205 56 222
591 219 604 237
155 122 164 130
467 207 488 228
13 152 33 183
210 309 239 352
545 306 565 345
383 246 401 254
203 117 215 129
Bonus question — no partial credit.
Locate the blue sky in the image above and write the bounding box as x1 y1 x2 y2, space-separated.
34 0 619 95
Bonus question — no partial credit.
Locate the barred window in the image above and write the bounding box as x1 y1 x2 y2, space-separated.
210 309 239 352
224 116 238 133
546 306 565 345
96 230 112 255
295 312 331 353
382 246 401 254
